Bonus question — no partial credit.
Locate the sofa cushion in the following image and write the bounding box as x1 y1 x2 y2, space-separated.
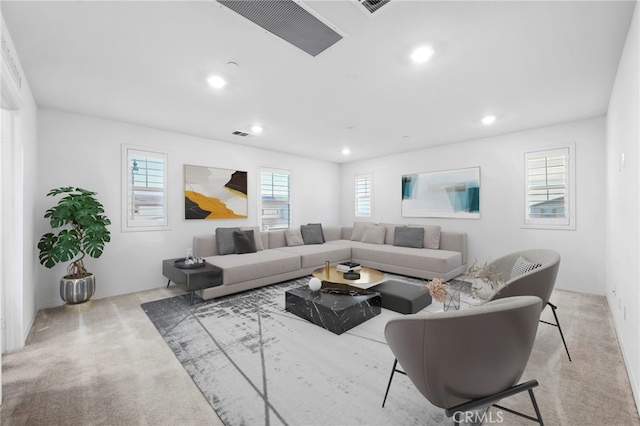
204 250 301 285
275 244 351 269
350 221 374 241
301 224 324 245
233 230 257 254
285 229 304 246
361 225 386 245
510 256 542 279
409 224 442 249
350 242 462 275
393 227 424 248
216 227 241 255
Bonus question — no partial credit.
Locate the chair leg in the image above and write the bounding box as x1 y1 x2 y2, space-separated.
382 359 398 408
382 358 408 407
540 302 572 362
449 380 543 425
528 388 544 425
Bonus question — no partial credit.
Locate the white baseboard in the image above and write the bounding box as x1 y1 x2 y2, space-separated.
554 283 605 296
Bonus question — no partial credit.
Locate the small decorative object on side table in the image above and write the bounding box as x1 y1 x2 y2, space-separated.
343 271 361 280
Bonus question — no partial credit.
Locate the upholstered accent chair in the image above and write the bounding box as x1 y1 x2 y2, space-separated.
383 296 544 425
486 249 570 361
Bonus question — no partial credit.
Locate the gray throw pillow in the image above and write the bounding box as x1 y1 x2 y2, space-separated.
216 227 241 255
361 225 386 244
409 224 442 249
285 229 304 246
233 230 257 254
241 226 264 251
393 227 425 248
300 224 324 245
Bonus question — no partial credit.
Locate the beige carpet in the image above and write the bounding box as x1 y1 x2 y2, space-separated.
1 286 638 426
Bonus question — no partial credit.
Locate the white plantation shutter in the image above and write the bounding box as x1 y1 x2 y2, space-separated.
524 146 574 229
355 173 372 219
122 146 168 231
260 168 291 230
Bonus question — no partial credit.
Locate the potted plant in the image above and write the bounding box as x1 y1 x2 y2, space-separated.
38 187 111 304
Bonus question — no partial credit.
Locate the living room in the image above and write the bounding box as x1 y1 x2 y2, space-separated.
1 0 638 424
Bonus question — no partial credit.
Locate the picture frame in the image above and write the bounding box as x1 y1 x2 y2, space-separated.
401 167 480 219
184 164 248 219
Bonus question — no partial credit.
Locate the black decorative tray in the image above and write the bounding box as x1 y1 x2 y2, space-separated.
174 259 206 269
343 272 361 280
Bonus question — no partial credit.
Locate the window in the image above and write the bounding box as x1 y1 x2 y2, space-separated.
260 168 290 230
122 145 168 231
523 145 575 229
355 173 372 219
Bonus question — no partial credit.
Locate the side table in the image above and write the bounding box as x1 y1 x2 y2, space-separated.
162 258 223 305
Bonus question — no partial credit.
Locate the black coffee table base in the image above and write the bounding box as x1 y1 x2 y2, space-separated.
285 283 381 335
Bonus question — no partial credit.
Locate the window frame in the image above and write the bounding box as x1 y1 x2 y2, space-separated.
258 166 291 231
522 144 575 230
354 172 373 220
121 144 169 232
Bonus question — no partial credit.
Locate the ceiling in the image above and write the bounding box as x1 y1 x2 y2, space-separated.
2 1 635 163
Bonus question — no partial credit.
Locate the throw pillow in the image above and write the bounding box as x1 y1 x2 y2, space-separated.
409 224 442 249
216 227 241 255
284 229 305 247
361 225 386 245
393 227 425 249
350 221 374 241
301 224 324 245
233 230 257 254
307 223 325 242
510 256 542 280
241 226 264 251
380 223 404 245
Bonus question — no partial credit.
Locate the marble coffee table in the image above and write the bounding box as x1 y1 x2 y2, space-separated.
285 283 381 335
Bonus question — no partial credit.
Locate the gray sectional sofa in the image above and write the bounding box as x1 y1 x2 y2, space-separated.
193 224 467 300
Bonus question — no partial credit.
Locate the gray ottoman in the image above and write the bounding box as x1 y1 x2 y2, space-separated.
370 280 432 314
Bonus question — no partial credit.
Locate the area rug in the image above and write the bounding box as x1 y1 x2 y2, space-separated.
142 276 474 426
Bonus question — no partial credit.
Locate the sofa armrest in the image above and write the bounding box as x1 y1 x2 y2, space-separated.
193 234 218 257
439 232 467 265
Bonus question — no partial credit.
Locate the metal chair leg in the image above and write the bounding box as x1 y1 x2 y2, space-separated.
540 302 571 362
382 358 398 408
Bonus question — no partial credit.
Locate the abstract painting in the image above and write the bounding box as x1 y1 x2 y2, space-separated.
184 165 247 219
401 167 480 218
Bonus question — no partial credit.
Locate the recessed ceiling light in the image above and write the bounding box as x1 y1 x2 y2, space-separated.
207 75 227 89
410 46 434 64
481 115 497 125
251 125 263 134
342 148 351 155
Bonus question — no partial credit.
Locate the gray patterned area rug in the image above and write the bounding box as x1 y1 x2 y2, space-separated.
142 276 467 426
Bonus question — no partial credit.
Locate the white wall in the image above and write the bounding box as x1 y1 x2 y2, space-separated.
340 117 607 295
606 0 639 412
36 109 340 308
1 16 38 352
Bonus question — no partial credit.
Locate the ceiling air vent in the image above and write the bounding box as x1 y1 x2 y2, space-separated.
217 0 343 57
232 130 250 137
356 0 391 15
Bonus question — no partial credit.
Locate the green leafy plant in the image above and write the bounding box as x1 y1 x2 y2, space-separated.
38 187 111 279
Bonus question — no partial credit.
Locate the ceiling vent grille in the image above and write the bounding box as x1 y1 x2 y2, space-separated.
217 0 343 57
356 0 391 14
232 130 250 137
